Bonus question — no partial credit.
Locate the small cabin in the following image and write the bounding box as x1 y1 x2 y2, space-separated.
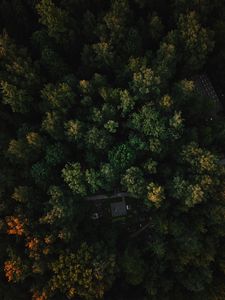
86 192 135 219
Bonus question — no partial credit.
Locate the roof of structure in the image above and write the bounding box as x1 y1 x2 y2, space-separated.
194 74 222 113
85 192 136 201
110 199 127 217
219 158 225 165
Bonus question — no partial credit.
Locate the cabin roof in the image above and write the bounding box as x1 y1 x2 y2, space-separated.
194 74 222 113
85 192 136 201
110 199 127 217
219 158 225 165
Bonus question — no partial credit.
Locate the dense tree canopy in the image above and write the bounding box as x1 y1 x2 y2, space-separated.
0 1 225 299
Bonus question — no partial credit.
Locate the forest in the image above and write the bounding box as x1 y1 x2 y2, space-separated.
0 0 225 299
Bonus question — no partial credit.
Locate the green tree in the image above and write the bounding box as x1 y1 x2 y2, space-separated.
0 81 33 113
62 163 87 196
108 144 136 172
121 247 146 286
36 0 71 43
121 167 145 197
177 11 214 72
49 243 117 299
40 82 75 113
